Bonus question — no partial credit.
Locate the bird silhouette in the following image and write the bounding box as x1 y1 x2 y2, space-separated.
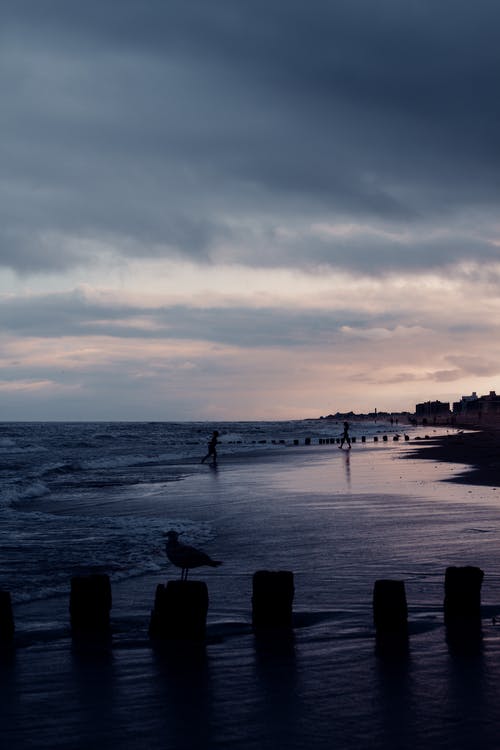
165 530 222 580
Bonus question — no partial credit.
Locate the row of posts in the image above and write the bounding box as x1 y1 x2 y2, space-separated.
259 435 413 446
317 434 410 444
0 566 484 646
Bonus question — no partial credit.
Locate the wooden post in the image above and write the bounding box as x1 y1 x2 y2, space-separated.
444 566 484 653
70 574 112 633
252 571 294 630
149 580 209 641
0 590 14 641
373 436 378 442
444 566 484 623
373 579 408 633
304 437 311 445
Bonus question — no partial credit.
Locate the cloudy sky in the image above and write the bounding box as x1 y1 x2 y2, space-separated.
2 0 500 421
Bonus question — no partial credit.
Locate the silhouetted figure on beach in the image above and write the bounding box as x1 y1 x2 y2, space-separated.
201 430 219 466
339 421 351 450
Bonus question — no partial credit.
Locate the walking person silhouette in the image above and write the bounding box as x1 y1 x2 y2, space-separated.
339 421 351 450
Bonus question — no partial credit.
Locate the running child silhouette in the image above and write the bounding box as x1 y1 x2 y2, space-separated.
201 430 219 466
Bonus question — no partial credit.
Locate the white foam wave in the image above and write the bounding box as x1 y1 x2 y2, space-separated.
0 439 47 454
81 453 163 470
5 515 211 604
0 437 16 448
6 481 52 503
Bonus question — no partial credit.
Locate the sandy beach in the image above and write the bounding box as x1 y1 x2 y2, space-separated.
3 426 500 749
407 427 500 487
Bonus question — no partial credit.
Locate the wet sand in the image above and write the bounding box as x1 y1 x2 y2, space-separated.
406 428 500 487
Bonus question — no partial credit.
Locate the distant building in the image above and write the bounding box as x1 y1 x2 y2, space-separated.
482 391 500 415
415 400 451 421
452 391 479 414
450 390 500 424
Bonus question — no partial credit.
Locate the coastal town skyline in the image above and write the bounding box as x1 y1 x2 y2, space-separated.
2 2 500 421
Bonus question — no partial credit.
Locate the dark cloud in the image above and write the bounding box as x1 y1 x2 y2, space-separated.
2 1 500 274
0 289 363 347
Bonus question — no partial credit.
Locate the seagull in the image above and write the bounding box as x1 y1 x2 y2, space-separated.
165 530 222 580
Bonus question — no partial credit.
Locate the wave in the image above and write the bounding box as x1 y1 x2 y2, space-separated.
17 480 51 501
0 440 48 454
41 461 83 477
2 480 52 507
4 516 212 604
0 437 16 448
80 453 167 471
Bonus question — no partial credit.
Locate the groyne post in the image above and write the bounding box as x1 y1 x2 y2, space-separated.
444 566 484 653
373 579 408 633
0 590 15 641
149 580 209 641
252 570 294 630
70 574 112 633
444 566 484 623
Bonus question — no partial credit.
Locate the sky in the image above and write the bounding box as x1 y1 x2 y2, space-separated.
2 0 500 421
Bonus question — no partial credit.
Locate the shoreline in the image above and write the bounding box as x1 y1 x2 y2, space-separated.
405 427 500 487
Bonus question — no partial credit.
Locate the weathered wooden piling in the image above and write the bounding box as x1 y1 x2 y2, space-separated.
373 436 378 442
0 590 15 641
149 580 209 641
293 439 299 446
383 435 388 442
70 574 112 633
373 579 408 633
304 437 311 445
252 571 294 630
361 436 366 442
444 566 484 623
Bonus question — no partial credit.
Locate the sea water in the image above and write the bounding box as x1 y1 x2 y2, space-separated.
2 420 500 749
0 419 406 604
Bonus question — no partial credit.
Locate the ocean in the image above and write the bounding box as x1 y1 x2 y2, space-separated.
2 419 500 749
0 419 404 605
